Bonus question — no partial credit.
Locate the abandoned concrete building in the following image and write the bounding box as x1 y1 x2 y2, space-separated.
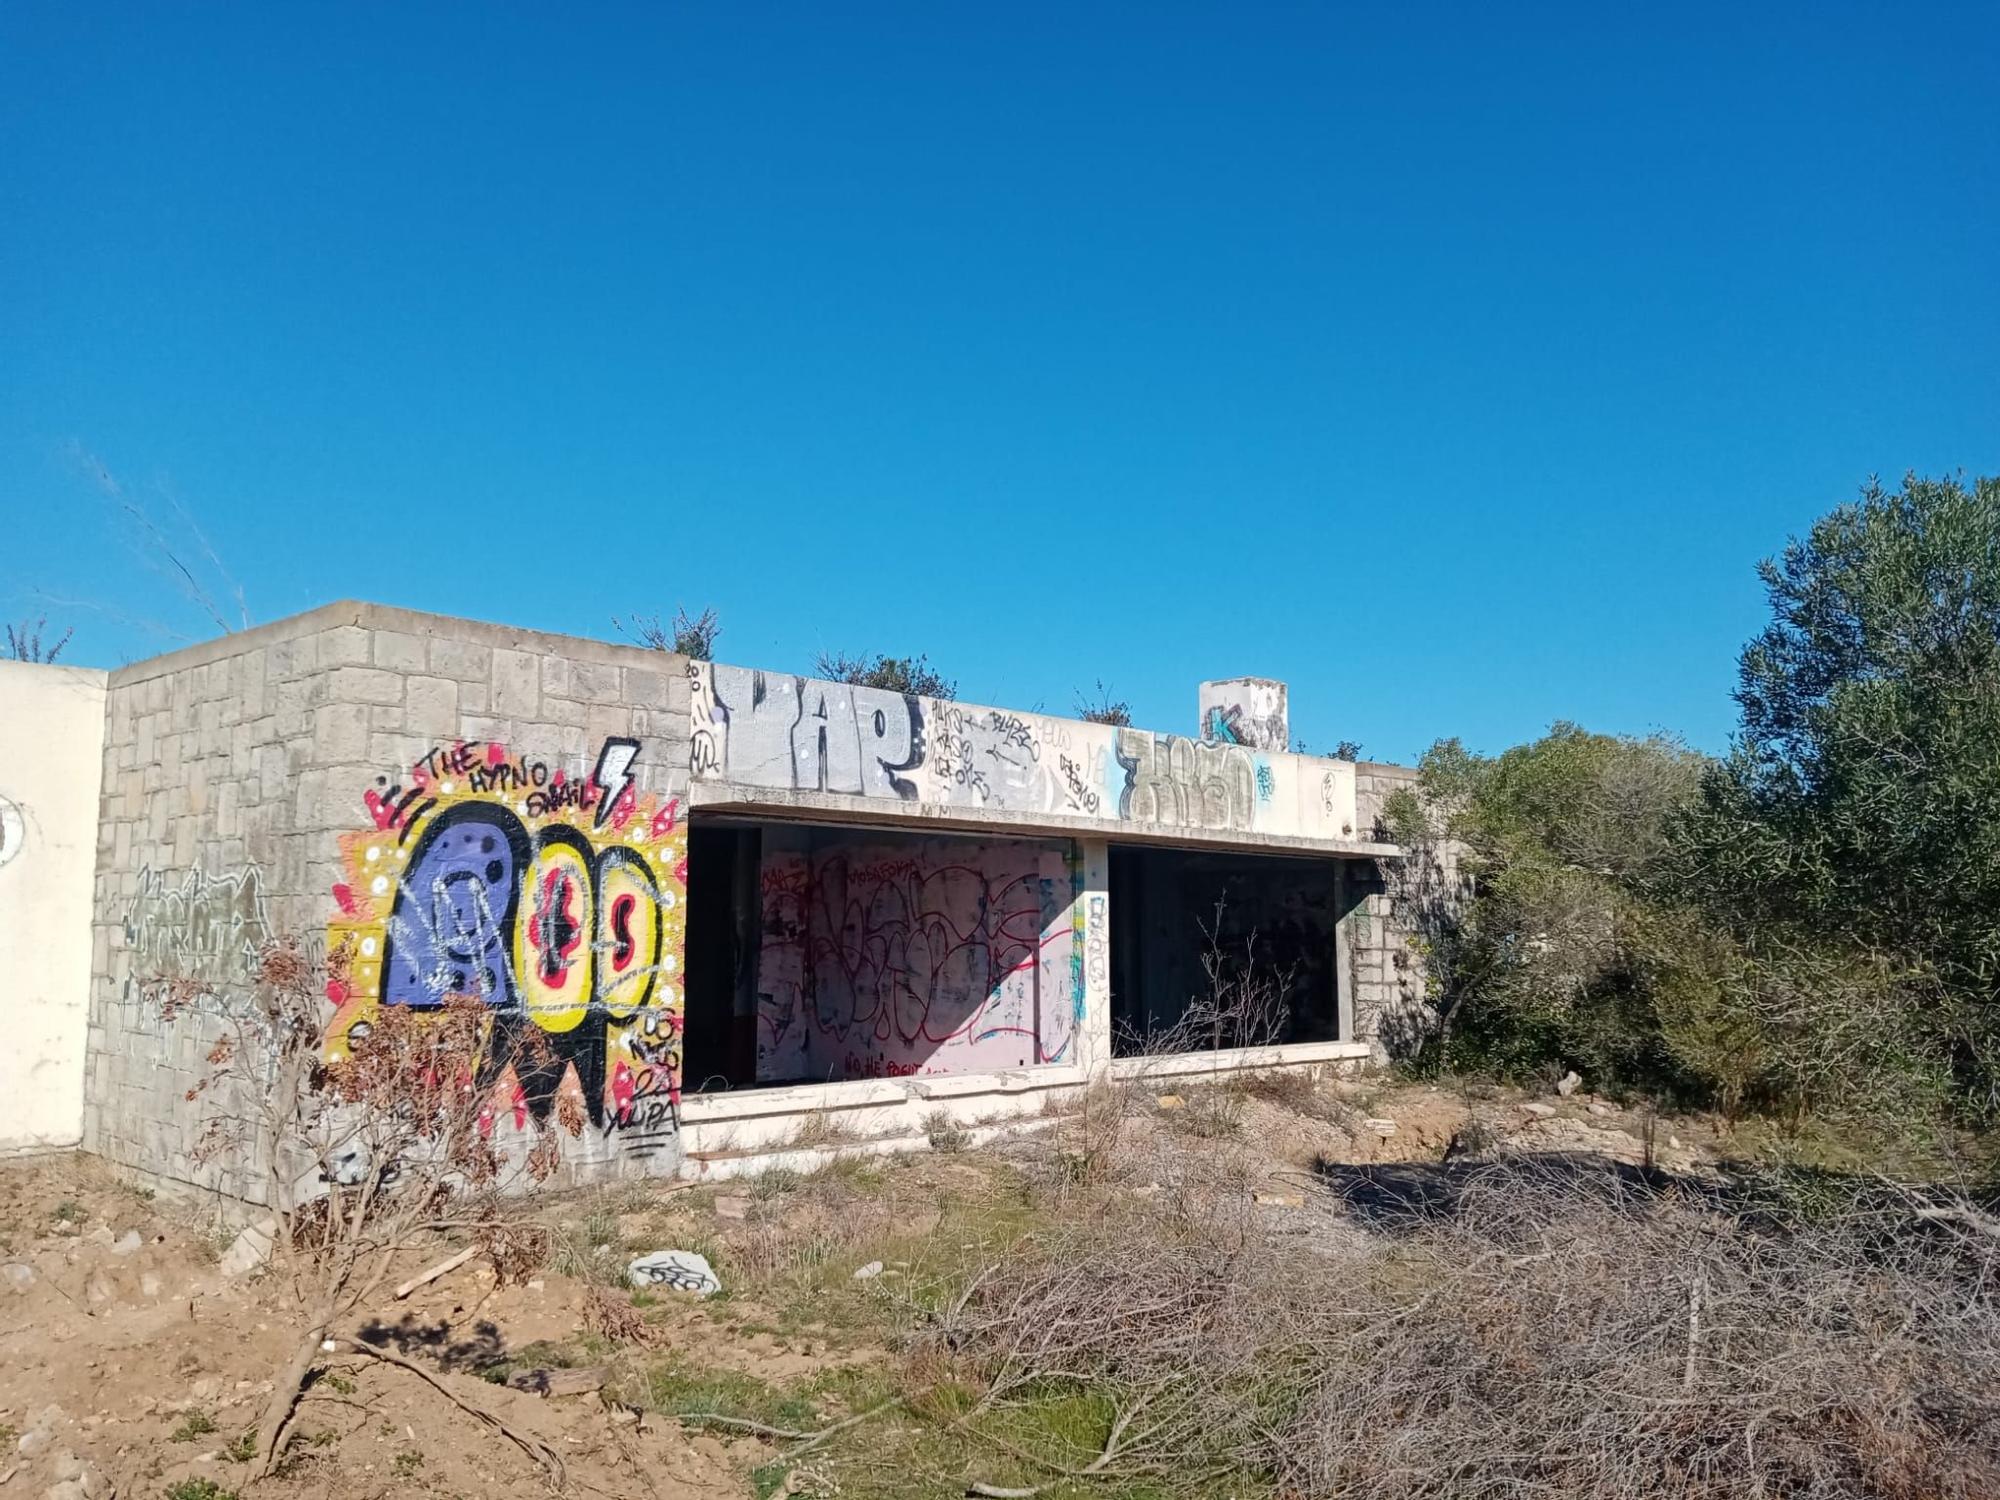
0 601 1427 1193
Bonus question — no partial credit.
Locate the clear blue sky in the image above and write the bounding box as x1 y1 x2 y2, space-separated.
4 4 1994 763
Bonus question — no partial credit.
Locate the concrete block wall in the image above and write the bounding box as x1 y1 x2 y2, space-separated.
1349 762 1420 1058
84 602 694 1199
1348 761 1461 1060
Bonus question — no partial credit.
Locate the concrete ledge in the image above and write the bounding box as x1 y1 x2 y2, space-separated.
689 783 1404 859
679 1064 1085 1125
105 599 689 687
1108 1040 1372 1079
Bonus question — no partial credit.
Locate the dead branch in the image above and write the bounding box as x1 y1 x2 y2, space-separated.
673 1398 901 1457
394 1246 478 1299
336 1339 566 1488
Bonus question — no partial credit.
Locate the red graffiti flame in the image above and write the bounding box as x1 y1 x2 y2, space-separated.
528 865 584 988
362 789 397 830
649 798 681 840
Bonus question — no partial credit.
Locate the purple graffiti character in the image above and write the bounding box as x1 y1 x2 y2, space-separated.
380 805 530 1009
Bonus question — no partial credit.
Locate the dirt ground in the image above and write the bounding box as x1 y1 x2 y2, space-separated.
0 1073 1734 1500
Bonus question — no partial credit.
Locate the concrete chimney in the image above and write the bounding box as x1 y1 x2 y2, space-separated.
1198 677 1288 752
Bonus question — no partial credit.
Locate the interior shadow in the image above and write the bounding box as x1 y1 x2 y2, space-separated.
1315 1151 1730 1235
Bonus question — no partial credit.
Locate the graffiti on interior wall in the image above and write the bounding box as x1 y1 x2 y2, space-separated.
126 866 274 990
755 840 1080 1082
692 662 1278 831
0 795 22 868
328 736 688 1158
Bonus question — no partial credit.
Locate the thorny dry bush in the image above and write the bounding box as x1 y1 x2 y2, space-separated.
154 939 572 1480
920 1134 2000 1499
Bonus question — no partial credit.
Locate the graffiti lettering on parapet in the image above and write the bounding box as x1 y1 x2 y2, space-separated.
0 795 22 868
1114 729 1256 831
126 866 274 990
692 662 1108 817
931 704 1086 812
697 662 923 799
330 736 688 1150
689 660 724 777
690 664 1308 833
1059 755 1101 815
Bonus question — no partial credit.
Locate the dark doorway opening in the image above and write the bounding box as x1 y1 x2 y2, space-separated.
1109 844 1343 1056
682 821 761 1092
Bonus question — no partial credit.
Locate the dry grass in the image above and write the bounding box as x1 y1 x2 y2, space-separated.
917 1138 2000 1499
1228 1065 1351 1125
787 1110 868 1150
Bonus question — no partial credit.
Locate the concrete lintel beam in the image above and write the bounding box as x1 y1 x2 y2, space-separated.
686 783 1403 860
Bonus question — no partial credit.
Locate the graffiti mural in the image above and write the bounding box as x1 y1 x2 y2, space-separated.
0 794 22 868
328 737 688 1158
754 834 1080 1083
690 663 1358 840
126 865 273 991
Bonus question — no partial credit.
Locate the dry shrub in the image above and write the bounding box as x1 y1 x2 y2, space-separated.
476 1221 552 1286
928 1145 2000 1498
153 941 582 1478
1035 1079 1135 1193
925 1109 972 1154
788 1110 866 1149
1229 1066 1350 1126
584 1283 662 1346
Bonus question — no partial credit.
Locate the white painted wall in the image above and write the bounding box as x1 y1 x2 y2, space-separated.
0 660 108 1155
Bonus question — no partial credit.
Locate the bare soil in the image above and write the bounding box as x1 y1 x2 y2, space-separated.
0 1074 1737 1500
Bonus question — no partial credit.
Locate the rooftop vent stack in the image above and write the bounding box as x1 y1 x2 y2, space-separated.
1198 677 1289 752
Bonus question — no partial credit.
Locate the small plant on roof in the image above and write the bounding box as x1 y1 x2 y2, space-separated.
6 616 72 663
617 605 721 660
814 650 956 700
1074 680 1133 726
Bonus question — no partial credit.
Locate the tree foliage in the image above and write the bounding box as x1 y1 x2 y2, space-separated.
1677 472 2000 1109
1396 475 2000 1130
